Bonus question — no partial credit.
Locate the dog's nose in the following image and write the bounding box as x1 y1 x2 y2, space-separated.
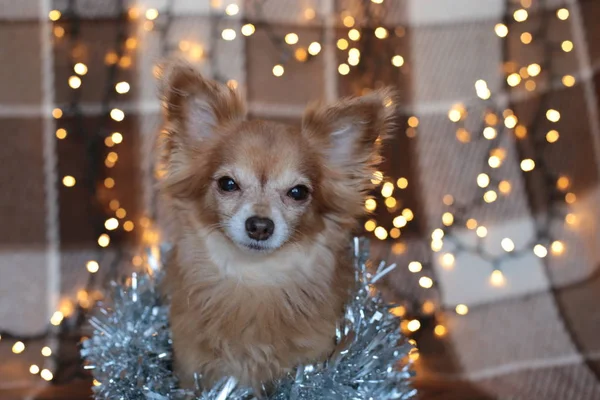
245 216 274 241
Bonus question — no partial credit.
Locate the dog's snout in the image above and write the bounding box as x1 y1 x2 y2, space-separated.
245 216 274 241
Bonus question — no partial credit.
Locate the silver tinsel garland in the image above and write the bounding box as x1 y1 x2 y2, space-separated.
81 238 417 399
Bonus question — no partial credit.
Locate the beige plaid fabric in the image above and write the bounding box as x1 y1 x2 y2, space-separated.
1 0 600 398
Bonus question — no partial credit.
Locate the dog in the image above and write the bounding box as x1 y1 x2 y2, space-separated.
158 59 397 393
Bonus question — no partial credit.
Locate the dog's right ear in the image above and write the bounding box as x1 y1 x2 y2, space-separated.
159 59 245 142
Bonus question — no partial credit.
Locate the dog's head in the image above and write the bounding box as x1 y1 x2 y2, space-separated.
160 60 396 254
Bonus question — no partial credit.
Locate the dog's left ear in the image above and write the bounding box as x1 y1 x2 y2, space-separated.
301 89 397 174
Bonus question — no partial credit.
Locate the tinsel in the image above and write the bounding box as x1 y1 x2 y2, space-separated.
81 238 417 399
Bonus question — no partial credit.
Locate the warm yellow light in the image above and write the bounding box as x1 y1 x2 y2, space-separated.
74 63 88 75
448 108 462 122
62 175 76 187
407 319 421 332
499 180 512 194
114 81 130 94
41 346 52 356
225 3 239 15
513 9 528 22
562 75 576 87
308 42 321 56
443 194 454 206
390 55 405 67
434 325 447 337
520 159 535 172
98 233 110 247
272 64 284 77
116 208 127 219
390 228 401 238
484 190 498 203
494 23 508 37
241 24 255 36
86 260 99 273
104 177 115 189
504 115 518 128
123 221 135 232
527 63 541 77
408 261 422 273
12 341 25 354
54 26 65 37
56 128 67 139
393 216 407 228
431 239 443 252
145 8 159 20
338 63 350 75
546 130 560 143
402 208 414 221
106 152 118 163
534 244 548 258
565 213 577 225
482 127 496 140
372 0 384 3
442 212 454 226
365 198 377 211
390 306 406 317
364 219 377 232
374 27 388 39
551 240 565 255
477 173 490 188
348 29 360 41
49 10 61 21
422 300 435 314
110 108 125 121
466 218 478 229
561 40 573 52
304 8 316 19
52 108 63 119
488 156 501 169
419 277 433 289
565 192 576 204
50 311 64 326
109 199 120 211
476 226 488 238
40 369 53 381
432 228 444 240
30 364 40 374
385 197 397 209
104 52 118 65
490 270 505 287
348 48 360 59
392 242 406 254
441 253 455 269
501 238 515 252
455 128 470 143
507 73 521 87
374 226 388 240
455 304 469 315
404 116 419 129
546 109 561 122
397 177 408 189
294 48 308 62
514 125 527 139
343 15 355 27
381 182 394 198
218 28 236 41
284 33 299 45
518 33 532 46
337 38 349 50
556 176 570 191
557 8 570 20
371 171 384 185
68 75 82 89
105 218 119 231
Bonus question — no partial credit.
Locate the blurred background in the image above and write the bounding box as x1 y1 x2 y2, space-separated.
1 0 600 398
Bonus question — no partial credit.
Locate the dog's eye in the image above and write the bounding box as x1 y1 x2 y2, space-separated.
217 177 239 192
287 185 310 201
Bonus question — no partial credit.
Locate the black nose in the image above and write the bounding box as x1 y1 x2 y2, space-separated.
245 216 274 241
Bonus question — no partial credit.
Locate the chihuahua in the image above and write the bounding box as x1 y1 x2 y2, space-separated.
158 59 396 392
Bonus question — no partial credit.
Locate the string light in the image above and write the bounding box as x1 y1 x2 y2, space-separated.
50 311 64 326
115 82 130 94
52 108 63 119
393 216 407 228
225 4 239 15
105 218 119 230
390 55 405 67
123 221 135 232
490 270 505 286
402 208 414 221
525 80 536 91
455 304 469 315
12 341 25 354
389 228 401 238
56 128 67 139
54 26 65 38
304 8 316 19
374 226 388 240
390 306 406 317
443 194 454 205
533 244 548 258
74 63 88 75
476 226 488 238
520 159 535 171
556 176 570 191
494 23 508 37
546 130 560 143
116 208 127 219
381 182 394 197
365 198 377 211
527 63 541 77
562 75 576 87
337 38 349 50
68 75 82 89
488 156 501 168
515 125 527 139
110 108 125 121
342 15 355 27
41 346 52 356
442 212 454 226
111 132 123 144
408 261 422 273
434 325 447 337
551 240 565 255
513 9 528 22
504 115 518 128
419 277 433 289
338 63 350 75
562 40 574 52
272 64 284 77
98 234 110 247
557 8 570 20
371 0 384 3
565 192 576 204
482 127 496 140
49 9 61 21
477 173 490 188
295 48 308 62
371 171 384 184
475 79 491 99
448 104 464 122
499 180 512 194
145 8 159 20
501 238 515 252
441 253 455 269
86 260 99 273
284 33 299 45
565 213 577 225
348 29 360 41
507 73 521 87
407 319 421 332
222 29 236 41
30 364 40 374
40 369 53 381
520 32 532 44
374 27 388 39
62 175 76 187
546 109 561 122
308 42 321 55
364 220 377 232
466 219 478 229
241 24 255 36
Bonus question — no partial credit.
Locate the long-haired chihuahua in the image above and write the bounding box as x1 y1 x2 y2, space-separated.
158 59 397 393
